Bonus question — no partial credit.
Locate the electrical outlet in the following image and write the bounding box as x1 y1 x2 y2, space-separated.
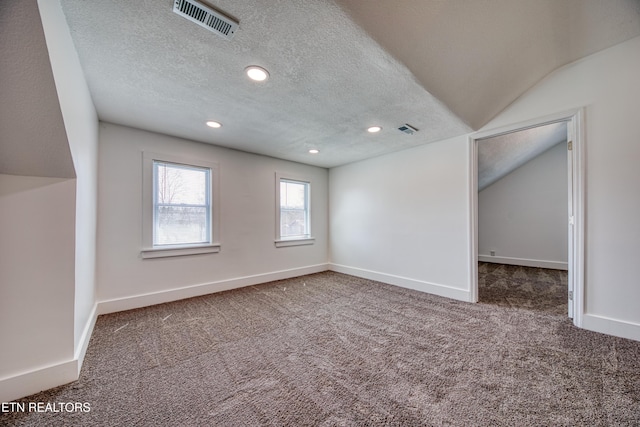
490 250 496 256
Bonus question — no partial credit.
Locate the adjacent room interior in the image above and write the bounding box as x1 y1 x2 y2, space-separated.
477 122 570 314
2 0 640 424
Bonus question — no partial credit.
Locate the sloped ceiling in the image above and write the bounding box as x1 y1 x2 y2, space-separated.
57 0 640 168
337 0 640 130
0 0 75 178
477 122 567 191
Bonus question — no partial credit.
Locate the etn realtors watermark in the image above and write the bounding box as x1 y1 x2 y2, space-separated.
1 401 91 413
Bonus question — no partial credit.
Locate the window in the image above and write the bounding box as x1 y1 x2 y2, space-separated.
280 179 309 237
275 172 314 247
153 161 210 246
142 152 220 258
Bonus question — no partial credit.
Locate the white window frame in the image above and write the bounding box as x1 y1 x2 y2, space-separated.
141 151 220 259
275 172 314 248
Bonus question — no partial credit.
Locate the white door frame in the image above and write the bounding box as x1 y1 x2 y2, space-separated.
468 108 585 327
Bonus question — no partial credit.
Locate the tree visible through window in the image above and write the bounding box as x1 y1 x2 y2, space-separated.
153 161 210 246
279 179 310 238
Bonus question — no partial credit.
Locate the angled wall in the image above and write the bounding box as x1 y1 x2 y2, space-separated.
0 0 99 402
38 0 99 365
0 0 77 402
0 0 74 178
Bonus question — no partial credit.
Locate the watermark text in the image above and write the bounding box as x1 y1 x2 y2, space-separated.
1 402 91 413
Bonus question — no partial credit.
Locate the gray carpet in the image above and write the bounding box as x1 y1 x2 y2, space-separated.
478 261 568 315
2 268 639 426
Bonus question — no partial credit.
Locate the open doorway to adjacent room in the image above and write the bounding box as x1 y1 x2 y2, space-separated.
469 110 584 325
478 121 569 315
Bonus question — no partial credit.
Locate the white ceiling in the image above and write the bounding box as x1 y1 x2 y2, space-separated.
477 122 568 191
337 0 640 130
57 0 640 169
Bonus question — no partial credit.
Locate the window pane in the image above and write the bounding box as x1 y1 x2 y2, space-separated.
156 162 208 205
280 181 306 209
155 206 209 245
281 209 307 237
278 178 309 238
153 160 211 247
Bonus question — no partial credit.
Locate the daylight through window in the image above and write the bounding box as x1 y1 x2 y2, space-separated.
153 161 211 246
279 179 310 238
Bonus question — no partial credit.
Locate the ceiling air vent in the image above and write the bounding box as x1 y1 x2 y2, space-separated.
398 124 419 135
173 0 239 40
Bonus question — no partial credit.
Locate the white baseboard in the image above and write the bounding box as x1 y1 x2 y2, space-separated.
0 359 78 403
329 263 471 302
75 303 98 375
1 266 331 402
581 313 640 342
98 263 330 314
478 255 568 270
0 304 99 402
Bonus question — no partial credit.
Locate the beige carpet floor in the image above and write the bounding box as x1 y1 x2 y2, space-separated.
2 267 639 426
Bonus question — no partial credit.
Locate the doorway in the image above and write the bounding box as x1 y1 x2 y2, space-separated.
469 109 584 326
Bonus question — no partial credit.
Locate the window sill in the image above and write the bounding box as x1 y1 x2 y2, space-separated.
141 243 221 259
274 237 315 248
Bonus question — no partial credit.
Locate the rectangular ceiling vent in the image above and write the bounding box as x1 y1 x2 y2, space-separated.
173 0 239 40
398 124 419 135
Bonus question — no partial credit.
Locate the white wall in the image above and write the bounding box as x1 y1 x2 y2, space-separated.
479 35 640 339
0 0 93 402
478 142 568 269
97 123 329 311
329 136 471 301
38 0 99 364
0 175 77 401
329 35 640 341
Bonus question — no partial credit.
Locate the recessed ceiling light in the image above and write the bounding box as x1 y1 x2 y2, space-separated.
206 121 222 128
367 126 382 133
245 65 269 82
309 149 319 154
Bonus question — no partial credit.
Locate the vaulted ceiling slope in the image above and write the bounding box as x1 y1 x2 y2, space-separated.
477 122 567 191
0 1 75 178
336 0 640 130
59 0 640 168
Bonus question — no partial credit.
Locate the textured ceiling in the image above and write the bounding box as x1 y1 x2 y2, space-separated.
337 0 640 130
57 0 640 168
0 0 75 178
477 122 568 191
58 0 470 168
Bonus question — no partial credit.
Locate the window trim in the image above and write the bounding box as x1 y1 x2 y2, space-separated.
275 172 314 248
141 151 220 259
